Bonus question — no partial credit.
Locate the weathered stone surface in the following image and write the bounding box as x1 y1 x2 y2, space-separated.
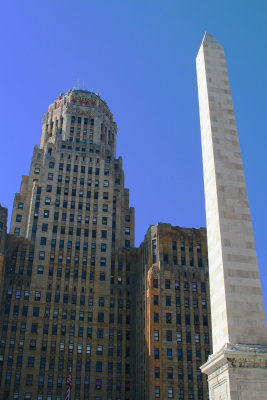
197 32 267 399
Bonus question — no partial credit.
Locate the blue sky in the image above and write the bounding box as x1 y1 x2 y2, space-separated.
0 1 266 314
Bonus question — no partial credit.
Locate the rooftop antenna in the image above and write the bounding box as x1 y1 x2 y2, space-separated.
77 79 80 90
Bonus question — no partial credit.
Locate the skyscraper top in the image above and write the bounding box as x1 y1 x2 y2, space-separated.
202 32 222 48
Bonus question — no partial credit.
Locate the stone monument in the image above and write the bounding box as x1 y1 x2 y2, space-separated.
196 32 267 399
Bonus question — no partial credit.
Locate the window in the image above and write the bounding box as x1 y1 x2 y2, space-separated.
153 279 158 288
33 307 39 317
16 214 22 222
167 367 173 379
18 202 24 209
195 333 200 343
154 348 159 359
35 291 41 300
166 330 172 341
167 348 173 359
166 296 171 306
202 299 207 309
28 357 35 367
101 243 106 252
166 313 172 323
154 312 159 323
99 297 105 306
197 369 202 381
100 258 106 266
154 330 159 341
26 374 33 385
155 386 160 398
96 361 102 372
177 331 182 342
97 329 104 338
154 366 160 379
98 312 104 322
165 279 170 289
40 237 46 245
96 379 102 390
154 295 158 306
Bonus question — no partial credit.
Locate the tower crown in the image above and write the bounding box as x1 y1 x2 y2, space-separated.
40 89 117 156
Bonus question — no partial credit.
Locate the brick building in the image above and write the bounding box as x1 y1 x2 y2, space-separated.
0 90 211 400
136 224 211 400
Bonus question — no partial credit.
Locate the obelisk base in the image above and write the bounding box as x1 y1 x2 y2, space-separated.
201 343 267 400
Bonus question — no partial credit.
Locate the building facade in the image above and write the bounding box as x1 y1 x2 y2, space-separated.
136 224 212 400
0 90 137 400
0 90 212 400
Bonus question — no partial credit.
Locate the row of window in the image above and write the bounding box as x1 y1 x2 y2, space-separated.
153 330 209 343
160 254 204 267
153 279 206 291
1 337 131 356
153 366 202 380
46 186 118 197
152 239 202 253
155 386 203 399
2 321 131 340
71 116 94 125
3 355 129 372
153 296 207 309
153 348 210 360
5 376 129 392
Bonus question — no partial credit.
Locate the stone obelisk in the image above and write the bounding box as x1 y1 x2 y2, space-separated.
196 32 267 399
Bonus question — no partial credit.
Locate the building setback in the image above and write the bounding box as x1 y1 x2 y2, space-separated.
0 90 212 400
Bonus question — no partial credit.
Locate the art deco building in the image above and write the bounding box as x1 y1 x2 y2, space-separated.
0 90 212 400
0 90 137 400
136 224 212 400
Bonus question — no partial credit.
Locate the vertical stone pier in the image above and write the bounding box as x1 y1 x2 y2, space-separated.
196 32 267 399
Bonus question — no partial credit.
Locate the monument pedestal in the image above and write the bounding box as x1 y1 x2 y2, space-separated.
201 343 267 400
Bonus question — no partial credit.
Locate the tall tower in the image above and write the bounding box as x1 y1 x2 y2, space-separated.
0 90 137 400
196 33 267 399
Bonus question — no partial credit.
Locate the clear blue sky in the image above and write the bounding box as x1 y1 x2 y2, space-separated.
0 1 266 315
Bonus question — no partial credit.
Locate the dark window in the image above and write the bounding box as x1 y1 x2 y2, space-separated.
154 312 159 323
154 348 159 359
166 313 172 323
